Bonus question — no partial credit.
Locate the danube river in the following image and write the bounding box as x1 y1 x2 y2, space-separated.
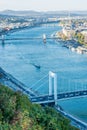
0 23 87 122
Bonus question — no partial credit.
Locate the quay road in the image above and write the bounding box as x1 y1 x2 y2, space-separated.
31 90 87 104
55 106 87 130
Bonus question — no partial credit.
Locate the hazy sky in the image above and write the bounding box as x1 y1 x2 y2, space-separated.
0 0 87 11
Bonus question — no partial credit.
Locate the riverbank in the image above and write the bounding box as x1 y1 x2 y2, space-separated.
0 83 79 130
0 21 59 37
0 24 37 37
54 31 87 54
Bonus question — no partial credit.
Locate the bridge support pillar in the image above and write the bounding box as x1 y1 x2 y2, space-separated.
49 71 58 105
49 71 52 95
1 35 5 44
54 73 57 105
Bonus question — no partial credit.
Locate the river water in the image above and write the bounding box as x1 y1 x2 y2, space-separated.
0 23 87 122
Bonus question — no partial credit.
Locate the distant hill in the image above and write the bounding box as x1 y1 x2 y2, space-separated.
0 10 87 17
0 10 43 16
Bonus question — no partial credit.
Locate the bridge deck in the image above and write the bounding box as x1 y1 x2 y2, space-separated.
0 37 61 41
31 90 87 104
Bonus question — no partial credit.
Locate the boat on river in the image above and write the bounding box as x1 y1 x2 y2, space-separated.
34 64 41 69
31 63 41 69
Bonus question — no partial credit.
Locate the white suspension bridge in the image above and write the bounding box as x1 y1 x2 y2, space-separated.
30 71 87 130
1 67 87 129
29 71 87 105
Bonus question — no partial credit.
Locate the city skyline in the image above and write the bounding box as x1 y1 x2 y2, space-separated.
0 0 87 11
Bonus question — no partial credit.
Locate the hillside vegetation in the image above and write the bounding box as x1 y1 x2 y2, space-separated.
0 84 79 130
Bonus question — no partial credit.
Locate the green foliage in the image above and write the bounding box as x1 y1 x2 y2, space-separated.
0 84 79 130
75 32 84 44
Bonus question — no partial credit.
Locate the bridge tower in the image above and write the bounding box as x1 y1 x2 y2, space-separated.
1 35 5 44
43 34 46 43
49 71 57 105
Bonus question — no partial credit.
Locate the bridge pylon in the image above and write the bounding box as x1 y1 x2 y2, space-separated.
1 35 5 44
49 71 57 105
